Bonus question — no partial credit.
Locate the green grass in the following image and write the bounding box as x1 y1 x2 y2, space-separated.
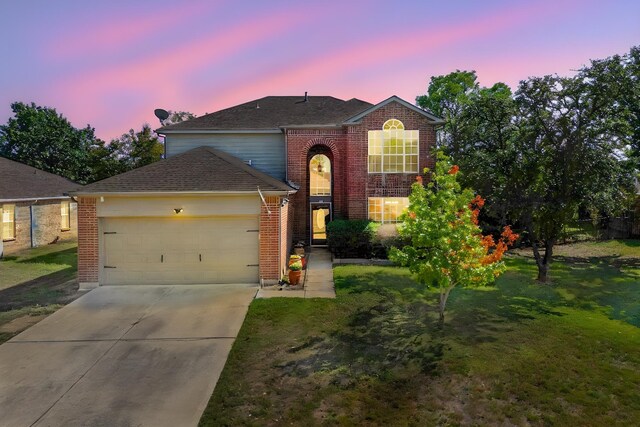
0 242 77 290
0 304 63 343
0 242 79 344
200 240 640 426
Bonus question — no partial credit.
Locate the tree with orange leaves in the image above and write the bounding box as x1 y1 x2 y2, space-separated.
390 152 518 324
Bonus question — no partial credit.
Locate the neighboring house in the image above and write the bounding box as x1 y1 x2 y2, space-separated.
0 157 79 257
73 95 442 288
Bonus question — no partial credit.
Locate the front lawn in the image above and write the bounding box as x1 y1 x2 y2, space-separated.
0 241 77 290
201 240 640 426
0 242 81 343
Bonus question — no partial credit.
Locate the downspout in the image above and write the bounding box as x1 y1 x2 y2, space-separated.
30 204 35 248
159 133 167 159
279 199 283 282
283 127 288 182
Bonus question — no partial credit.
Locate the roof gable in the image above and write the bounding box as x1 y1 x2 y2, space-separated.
343 95 444 124
0 156 79 201
75 146 294 195
157 96 373 132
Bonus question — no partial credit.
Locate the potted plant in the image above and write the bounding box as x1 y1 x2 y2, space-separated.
289 253 306 270
288 260 303 285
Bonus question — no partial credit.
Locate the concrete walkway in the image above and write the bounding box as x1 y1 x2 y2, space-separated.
256 248 336 299
0 284 256 427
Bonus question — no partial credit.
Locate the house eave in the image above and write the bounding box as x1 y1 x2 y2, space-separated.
70 190 295 197
156 129 283 135
343 95 445 125
280 124 343 130
0 196 71 203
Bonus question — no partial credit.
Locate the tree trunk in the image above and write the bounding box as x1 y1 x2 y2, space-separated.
438 285 454 326
534 239 555 282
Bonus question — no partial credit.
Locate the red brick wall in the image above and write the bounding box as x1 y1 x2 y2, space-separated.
286 129 347 242
285 101 437 241
259 195 285 283
77 197 99 285
279 200 293 279
349 101 437 214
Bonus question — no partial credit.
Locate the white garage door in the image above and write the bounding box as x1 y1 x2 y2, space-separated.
101 216 259 285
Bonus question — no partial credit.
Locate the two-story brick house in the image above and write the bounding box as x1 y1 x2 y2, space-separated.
73 95 442 288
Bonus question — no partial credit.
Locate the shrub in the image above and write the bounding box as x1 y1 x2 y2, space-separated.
371 223 411 258
327 220 378 258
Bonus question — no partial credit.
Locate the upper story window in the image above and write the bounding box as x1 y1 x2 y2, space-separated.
368 119 419 173
309 154 331 196
2 204 15 241
61 201 70 231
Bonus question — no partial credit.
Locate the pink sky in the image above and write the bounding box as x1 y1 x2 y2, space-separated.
1 0 638 140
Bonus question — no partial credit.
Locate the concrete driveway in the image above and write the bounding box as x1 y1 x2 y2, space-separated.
0 284 257 427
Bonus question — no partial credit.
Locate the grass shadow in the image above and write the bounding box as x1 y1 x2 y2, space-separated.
617 239 640 248
16 247 77 268
0 268 78 311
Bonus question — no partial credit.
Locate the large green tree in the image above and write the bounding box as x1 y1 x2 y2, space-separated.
85 138 128 183
0 102 97 183
416 70 478 154
417 47 637 282
111 124 164 170
162 110 196 126
511 73 632 281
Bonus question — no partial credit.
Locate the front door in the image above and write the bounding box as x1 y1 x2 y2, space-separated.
311 203 331 245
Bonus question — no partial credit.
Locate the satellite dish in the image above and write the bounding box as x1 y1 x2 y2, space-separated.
154 108 169 124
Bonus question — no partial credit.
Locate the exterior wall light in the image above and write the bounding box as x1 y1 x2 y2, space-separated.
174 208 183 214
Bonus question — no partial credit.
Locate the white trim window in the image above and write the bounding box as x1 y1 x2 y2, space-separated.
309 154 331 196
61 201 70 231
368 119 419 173
368 197 409 223
2 204 15 241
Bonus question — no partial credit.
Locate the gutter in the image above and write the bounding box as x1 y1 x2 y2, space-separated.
158 129 283 134
0 196 71 203
69 190 296 197
280 124 343 129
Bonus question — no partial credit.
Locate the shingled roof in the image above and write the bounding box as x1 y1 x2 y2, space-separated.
0 156 79 201
157 96 373 132
75 146 295 194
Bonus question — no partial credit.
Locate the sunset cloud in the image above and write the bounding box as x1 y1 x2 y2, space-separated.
0 0 637 140
188 1 567 114
47 2 217 59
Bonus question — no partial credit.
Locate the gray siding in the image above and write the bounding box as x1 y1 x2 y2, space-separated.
165 133 285 180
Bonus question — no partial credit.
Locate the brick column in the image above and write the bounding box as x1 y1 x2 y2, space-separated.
77 197 99 289
259 196 282 285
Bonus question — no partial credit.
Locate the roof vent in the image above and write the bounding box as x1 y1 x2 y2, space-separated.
256 102 260 109
296 91 309 104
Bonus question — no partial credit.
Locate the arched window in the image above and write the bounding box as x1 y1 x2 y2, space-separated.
383 119 405 130
309 154 331 196
368 118 418 173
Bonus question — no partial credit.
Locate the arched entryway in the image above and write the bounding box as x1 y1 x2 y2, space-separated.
308 151 332 245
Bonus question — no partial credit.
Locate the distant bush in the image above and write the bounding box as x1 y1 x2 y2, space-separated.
327 220 377 258
327 220 409 259
371 223 410 258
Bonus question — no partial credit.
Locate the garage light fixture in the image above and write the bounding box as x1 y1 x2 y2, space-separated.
174 208 183 214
